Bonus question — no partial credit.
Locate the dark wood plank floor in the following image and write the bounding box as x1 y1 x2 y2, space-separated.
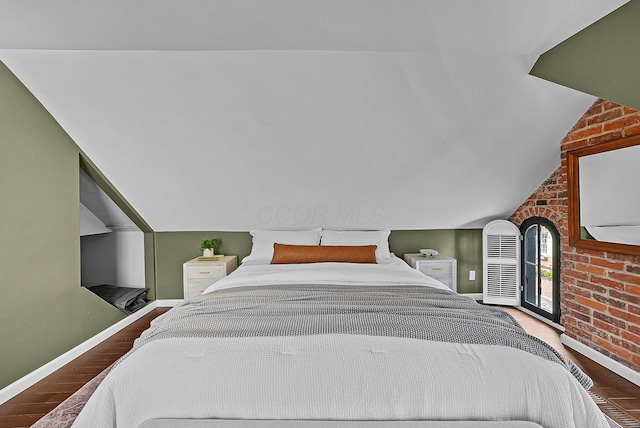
0 308 169 428
0 306 639 427
502 307 640 428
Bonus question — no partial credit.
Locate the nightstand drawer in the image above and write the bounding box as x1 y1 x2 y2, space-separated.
183 256 238 299
187 279 218 297
416 262 453 276
186 265 225 279
403 253 457 293
427 274 453 286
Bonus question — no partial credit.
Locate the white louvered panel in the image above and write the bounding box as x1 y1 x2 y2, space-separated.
483 220 521 306
486 264 518 298
486 235 518 259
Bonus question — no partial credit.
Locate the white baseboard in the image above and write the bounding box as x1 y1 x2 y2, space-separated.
0 301 158 405
561 333 640 387
156 299 183 307
462 293 483 301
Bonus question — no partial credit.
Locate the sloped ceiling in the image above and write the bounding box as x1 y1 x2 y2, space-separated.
0 0 628 231
80 168 138 231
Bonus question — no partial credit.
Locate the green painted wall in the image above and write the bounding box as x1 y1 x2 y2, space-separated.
0 61 127 389
530 1 640 111
155 231 253 299
389 229 483 294
154 229 483 299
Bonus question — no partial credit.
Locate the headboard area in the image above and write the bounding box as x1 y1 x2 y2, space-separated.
153 229 483 299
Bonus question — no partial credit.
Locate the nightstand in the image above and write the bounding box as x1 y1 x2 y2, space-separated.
183 256 238 299
404 253 457 292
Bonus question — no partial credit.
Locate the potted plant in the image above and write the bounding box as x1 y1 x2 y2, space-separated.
199 238 218 257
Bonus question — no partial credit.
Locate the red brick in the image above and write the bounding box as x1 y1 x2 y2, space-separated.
592 293 626 310
603 116 640 132
566 284 593 298
609 271 640 286
609 307 640 325
593 319 620 335
591 257 625 271
587 108 622 126
593 336 631 359
562 139 589 152
610 289 640 306
589 131 623 145
579 320 610 339
576 280 607 295
594 311 627 329
629 325 640 340
565 268 589 281
607 253 640 263
621 331 640 347
631 354 640 370
584 101 604 117
575 248 606 258
563 299 591 316
576 295 608 312
590 276 625 291
623 123 640 137
575 263 606 276
611 336 640 354
537 192 558 200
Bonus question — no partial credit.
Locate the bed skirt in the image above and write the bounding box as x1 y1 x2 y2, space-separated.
139 420 545 428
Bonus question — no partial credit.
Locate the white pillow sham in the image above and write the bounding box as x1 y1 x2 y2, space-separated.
320 229 391 260
242 228 323 263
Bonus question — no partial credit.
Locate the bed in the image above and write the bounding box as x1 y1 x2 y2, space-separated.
72 229 609 428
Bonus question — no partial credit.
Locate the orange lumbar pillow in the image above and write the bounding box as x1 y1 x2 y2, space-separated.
270 243 377 264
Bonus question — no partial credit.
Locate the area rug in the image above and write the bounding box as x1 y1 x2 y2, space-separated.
30 364 112 428
31 367 624 428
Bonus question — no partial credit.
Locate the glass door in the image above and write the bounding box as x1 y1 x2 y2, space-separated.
521 217 560 323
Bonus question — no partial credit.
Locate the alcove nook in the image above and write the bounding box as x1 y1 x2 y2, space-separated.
79 165 147 314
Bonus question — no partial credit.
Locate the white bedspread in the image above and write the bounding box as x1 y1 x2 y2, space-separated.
72 260 608 428
74 335 607 428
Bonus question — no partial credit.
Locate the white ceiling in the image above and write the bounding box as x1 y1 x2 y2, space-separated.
0 0 628 231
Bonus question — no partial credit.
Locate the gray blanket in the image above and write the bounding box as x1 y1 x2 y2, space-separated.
128 284 591 388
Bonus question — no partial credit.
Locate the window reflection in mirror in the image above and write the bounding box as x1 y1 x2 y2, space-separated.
579 143 640 246
567 134 640 255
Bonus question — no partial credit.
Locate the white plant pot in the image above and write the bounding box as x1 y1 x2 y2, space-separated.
202 249 214 257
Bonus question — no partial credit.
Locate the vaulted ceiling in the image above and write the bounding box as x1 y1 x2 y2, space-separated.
0 0 629 231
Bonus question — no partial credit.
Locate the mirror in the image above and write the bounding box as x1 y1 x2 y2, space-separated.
568 134 640 255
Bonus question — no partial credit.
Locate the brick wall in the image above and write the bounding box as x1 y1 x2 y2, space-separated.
509 99 640 372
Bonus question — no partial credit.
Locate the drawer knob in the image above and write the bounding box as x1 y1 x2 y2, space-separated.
200 271 210 274
432 267 442 271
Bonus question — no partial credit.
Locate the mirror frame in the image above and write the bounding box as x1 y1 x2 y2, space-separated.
567 133 640 256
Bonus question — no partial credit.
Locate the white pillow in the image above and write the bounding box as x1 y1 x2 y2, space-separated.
242 228 323 264
320 230 391 260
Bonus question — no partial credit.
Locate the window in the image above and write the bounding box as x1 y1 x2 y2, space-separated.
521 217 560 323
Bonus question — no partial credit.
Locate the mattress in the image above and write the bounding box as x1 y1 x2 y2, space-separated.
72 257 608 428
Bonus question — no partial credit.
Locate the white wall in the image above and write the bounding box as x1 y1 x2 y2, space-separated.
81 230 145 288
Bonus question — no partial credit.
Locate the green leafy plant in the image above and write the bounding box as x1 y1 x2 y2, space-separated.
199 238 218 251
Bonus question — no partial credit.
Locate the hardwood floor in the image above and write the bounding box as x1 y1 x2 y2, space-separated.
502 307 640 428
0 308 169 428
0 306 638 427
